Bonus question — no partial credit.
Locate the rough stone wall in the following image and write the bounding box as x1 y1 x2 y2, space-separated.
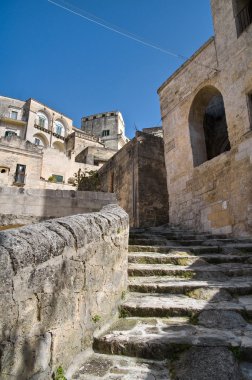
0 136 43 187
0 204 128 379
158 0 252 236
0 187 117 224
99 132 169 228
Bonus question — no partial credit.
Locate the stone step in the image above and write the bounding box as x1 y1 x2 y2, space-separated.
120 293 252 318
128 244 252 254
128 245 221 254
129 238 252 247
71 353 170 380
128 275 252 295
128 263 252 278
128 252 252 265
93 316 252 361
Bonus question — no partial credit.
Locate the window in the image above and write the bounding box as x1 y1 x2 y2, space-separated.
54 120 65 136
11 111 18 120
34 138 41 145
52 174 63 183
5 130 17 137
37 112 48 129
102 130 110 137
14 164 26 184
234 0 252 36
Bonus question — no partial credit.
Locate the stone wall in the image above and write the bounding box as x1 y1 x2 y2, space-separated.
99 132 169 228
0 136 43 188
0 204 129 379
158 0 252 236
0 187 117 225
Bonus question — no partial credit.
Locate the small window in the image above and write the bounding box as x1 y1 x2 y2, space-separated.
34 138 41 145
234 0 252 36
11 111 18 120
5 130 17 137
102 130 110 137
52 174 63 183
54 121 64 136
15 164 26 184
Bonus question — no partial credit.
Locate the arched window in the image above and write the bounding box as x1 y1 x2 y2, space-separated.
54 120 65 136
189 86 230 167
33 133 49 148
37 112 49 129
233 0 252 36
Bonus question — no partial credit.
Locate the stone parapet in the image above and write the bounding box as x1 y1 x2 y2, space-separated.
0 204 129 379
0 187 117 225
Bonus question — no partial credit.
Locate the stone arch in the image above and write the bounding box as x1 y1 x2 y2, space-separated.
33 132 49 148
189 85 230 167
52 141 65 152
54 119 67 137
36 110 50 129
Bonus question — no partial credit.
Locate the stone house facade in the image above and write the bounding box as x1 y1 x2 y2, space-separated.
158 0 252 236
0 96 127 188
99 130 169 228
81 111 129 150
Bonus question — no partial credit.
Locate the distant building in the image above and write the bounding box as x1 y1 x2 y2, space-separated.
99 130 169 228
81 111 129 150
0 96 125 188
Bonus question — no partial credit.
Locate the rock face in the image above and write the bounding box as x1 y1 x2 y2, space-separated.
73 226 252 379
0 204 129 379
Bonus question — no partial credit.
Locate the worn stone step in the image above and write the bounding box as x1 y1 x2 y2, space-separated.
128 252 252 265
128 275 252 295
129 238 252 247
120 293 252 318
71 353 170 380
128 245 222 254
128 263 252 278
93 316 252 361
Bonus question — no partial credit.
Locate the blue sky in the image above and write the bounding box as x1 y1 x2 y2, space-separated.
0 0 213 138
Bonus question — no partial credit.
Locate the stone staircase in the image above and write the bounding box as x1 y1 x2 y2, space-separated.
72 226 252 380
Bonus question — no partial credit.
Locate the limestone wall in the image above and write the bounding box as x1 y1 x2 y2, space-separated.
0 187 117 225
99 132 169 228
158 0 252 236
0 204 129 379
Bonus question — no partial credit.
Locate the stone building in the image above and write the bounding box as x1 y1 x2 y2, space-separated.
99 130 169 228
81 111 129 150
0 96 125 188
158 0 252 236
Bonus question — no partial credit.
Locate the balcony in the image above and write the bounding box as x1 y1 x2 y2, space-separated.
236 1 252 36
0 116 26 126
34 123 51 134
52 132 65 140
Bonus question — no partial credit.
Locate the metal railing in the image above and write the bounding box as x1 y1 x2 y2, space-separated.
236 1 252 36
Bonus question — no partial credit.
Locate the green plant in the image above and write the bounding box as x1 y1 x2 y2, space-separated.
48 175 57 183
119 308 129 318
92 314 101 323
229 346 242 360
54 366 67 380
189 312 199 325
121 290 126 300
74 169 101 191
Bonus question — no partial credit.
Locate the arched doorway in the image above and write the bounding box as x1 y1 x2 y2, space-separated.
189 86 230 167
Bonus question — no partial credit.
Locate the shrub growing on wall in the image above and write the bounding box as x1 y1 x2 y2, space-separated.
74 169 101 191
